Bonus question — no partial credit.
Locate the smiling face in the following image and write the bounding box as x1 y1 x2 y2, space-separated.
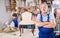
20 8 25 13
28 7 35 12
40 3 48 14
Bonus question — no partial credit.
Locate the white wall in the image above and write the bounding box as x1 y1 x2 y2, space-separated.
0 0 11 29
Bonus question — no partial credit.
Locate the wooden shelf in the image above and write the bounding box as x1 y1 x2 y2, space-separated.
10 0 16 10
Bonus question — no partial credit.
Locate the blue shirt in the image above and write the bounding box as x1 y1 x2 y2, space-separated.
37 12 55 38
37 12 55 22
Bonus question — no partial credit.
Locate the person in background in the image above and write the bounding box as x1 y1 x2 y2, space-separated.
35 3 56 38
54 9 57 18
5 9 19 32
28 6 38 18
28 7 36 23
27 7 36 35
19 7 26 33
36 4 41 14
11 13 18 30
54 8 60 38
55 8 60 38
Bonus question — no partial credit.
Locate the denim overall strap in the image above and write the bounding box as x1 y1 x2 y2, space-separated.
47 13 50 22
40 13 50 22
40 13 43 22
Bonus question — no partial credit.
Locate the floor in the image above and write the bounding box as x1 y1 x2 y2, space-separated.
0 29 38 38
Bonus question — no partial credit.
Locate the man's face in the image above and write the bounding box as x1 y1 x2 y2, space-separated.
40 4 47 13
28 7 34 12
20 8 25 13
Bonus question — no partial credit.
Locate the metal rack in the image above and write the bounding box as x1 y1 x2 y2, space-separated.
54 21 60 35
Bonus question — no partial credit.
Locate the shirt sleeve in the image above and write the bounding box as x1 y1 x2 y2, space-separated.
49 12 55 20
37 14 41 20
49 12 56 25
18 16 20 23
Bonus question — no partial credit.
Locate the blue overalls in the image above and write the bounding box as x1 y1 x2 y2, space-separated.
38 13 55 38
13 17 18 28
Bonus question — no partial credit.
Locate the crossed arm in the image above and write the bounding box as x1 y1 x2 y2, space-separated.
35 19 56 28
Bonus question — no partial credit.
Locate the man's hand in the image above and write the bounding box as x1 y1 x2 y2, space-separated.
43 20 56 28
43 25 51 28
36 22 49 27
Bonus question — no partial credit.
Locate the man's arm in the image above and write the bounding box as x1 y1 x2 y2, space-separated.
35 19 49 27
43 20 56 28
36 13 50 27
43 12 56 28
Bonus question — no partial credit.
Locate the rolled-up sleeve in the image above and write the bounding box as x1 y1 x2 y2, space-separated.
49 12 56 24
49 13 55 20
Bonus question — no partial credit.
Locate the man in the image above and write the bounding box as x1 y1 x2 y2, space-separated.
19 8 26 33
36 3 56 38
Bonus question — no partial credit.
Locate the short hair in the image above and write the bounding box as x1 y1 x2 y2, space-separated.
40 3 48 11
12 13 17 17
